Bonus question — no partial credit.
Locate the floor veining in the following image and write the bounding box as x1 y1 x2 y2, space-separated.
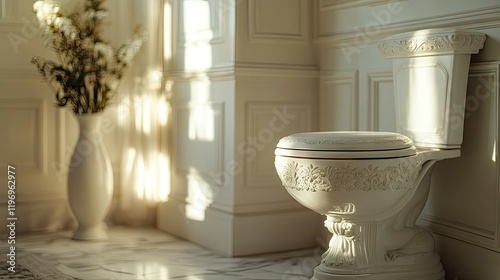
13 226 318 280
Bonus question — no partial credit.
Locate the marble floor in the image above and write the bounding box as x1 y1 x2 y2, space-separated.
14 226 319 280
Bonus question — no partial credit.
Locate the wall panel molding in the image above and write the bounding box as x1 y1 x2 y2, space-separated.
419 214 498 251
0 0 20 23
320 0 406 11
316 5 500 46
0 98 47 174
320 70 358 130
368 71 394 131
168 63 320 81
174 101 225 182
243 102 312 188
235 62 319 78
168 66 236 82
418 62 500 252
175 0 227 46
248 0 309 43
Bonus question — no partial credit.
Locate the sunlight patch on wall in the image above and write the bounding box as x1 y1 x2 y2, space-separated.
492 140 496 162
163 0 172 62
188 105 215 142
183 0 213 39
119 69 172 204
187 82 215 142
183 0 213 70
185 45 213 71
124 148 171 203
185 169 215 221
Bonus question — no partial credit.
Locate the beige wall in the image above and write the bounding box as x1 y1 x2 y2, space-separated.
0 0 78 232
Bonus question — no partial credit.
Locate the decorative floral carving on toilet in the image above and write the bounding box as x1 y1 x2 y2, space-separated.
275 159 422 192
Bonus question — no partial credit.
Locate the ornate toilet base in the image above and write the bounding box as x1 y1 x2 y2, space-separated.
313 256 444 280
312 252 444 280
312 218 445 280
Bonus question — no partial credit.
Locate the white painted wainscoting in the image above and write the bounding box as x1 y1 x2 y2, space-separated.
158 0 322 256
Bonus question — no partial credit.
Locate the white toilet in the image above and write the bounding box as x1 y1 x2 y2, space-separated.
275 29 486 280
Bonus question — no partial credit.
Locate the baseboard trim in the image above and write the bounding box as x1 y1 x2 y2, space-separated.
157 198 322 256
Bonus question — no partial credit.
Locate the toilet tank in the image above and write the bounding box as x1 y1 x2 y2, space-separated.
378 29 486 149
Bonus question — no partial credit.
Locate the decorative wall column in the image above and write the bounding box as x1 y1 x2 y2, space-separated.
157 0 321 256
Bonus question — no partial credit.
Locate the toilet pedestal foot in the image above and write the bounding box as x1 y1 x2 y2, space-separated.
313 218 445 280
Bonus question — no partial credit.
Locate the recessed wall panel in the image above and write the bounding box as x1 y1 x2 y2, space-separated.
244 102 311 188
320 71 358 131
0 98 46 173
420 62 500 251
368 71 396 132
250 0 305 40
177 0 225 44
175 102 224 180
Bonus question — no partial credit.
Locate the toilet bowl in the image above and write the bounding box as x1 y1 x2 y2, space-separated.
275 29 486 280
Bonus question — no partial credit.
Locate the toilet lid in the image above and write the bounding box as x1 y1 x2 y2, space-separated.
275 131 417 159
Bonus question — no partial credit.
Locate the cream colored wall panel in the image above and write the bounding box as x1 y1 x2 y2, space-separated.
235 0 316 66
249 0 307 41
233 70 318 207
0 98 47 174
171 0 235 71
419 62 500 252
435 234 500 280
368 71 396 132
175 102 224 178
176 0 225 44
316 1 500 47
244 102 312 188
320 71 358 131
0 0 34 23
169 76 236 212
0 76 72 206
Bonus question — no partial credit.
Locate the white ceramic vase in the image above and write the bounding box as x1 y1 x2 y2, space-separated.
67 113 113 241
